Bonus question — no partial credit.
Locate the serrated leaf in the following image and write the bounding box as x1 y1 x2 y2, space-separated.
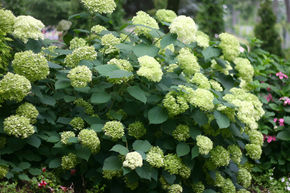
103 156 122 170
26 135 41 148
55 80 70 90
75 145 91 161
191 146 199 159
90 91 111 104
160 33 177 49
110 144 129 155
49 158 61 168
48 61 63 69
127 86 147 103
28 168 42 176
18 174 30 181
148 106 168 124
39 95 56 106
277 130 290 141
133 44 159 57
176 143 190 157
202 47 221 61
192 110 208 126
190 128 202 140
214 111 230 129
91 124 103 132
133 140 151 152
136 165 152 180
95 64 119 76
18 162 31 170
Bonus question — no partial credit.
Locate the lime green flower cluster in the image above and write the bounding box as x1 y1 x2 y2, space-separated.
69 117 85 130
177 48 200 76
102 121 124 140
132 11 159 38
211 59 232 75
60 131 75 145
13 15 44 43
237 189 251 193
12 51 49 82
227 144 242 164
245 144 262 160
107 58 133 84
4 115 34 138
169 15 197 44
155 9 177 23
164 154 188 177
64 46 97 68
16 102 39 124
223 88 264 129
234 57 254 82
146 146 164 168
163 91 189 116
165 63 179 72
0 166 8 179
74 98 94 115
69 37 87 50
168 184 183 193
67 66 92 88
0 137 6 149
247 130 264 146
196 135 213 155
91 25 107 34
61 153 78 170
155 39 175 55
101 34 120 54
189 88 215 111
78 129 100 153
172 124 190 141
179 164 191 179
237 168 252 188
81 0 116 14
210 146 230 167
219 33 240 61
196 31 209 48
190 72 211 90
102 169 122 180
0 9 15 34
192 182 205 193
215 172 225 187
0 72 31 102
128 121 146 139
209 80 223 91
137 55 163 82
221 178 236 193
123 151 143 170
124 176 139 190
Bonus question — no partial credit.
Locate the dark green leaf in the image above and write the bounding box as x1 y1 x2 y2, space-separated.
214 111 230 129
202 47 221 61
18 174 30 181
26 135 41 148
107 70 133 79
49 158 61 168
76 145 91 161
91 124 103 132
190 128 202 140
277 130 290 141
133 140 152 152
160 33 177 49
48 61 63 69
127 86 147 103
148 106 168 124
90 91 111 104
46 135 60 143
39 95 56 106
192 110 208 126
28 168 42 176
95 64 119 76
204 189 216 193
18 162 31 170
110 144 129 155
103 156 122 170
215 58 226 68
133 44 159 57
136 165 152 180
176 143 190 157
191 146 199 159
283 116 290 125
55 80 70 90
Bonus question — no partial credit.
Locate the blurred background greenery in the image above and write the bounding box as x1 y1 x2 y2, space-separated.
0 0 290 58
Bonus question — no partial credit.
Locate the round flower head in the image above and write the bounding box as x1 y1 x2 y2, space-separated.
210 80 223 91
16 102 39 124
61 153 77 170
69 117 85 130
219 33 240 61
4 115 34 138
103 169 122 180
81 0 116 14
168 184 183 193
177 48 200 76
78 129 100 153
132 11 159 38
165 63 179 72
123 151 143 170
189 72 211 90
179 164 191 179
163 91 189 117
164 154 183 175
107 58 133 83
69 37 87 50
102 121 124 140
101 33 120 54
172 124 190 141
146 146 164 168
0 9 16 34
74 98 94 115
215 172 225 187
227 144 242 164
221 178 236 193
91 25 107 34
128 121 146 139
192 182 205 193
237 168 252 188
67 66 92 88
237 189 250 193
0 166 8 179
0 72 31 102
155 9 177 23
247 130 263 146
210 146 230 167
0 137 6 149
196 31 209 48
137 55 163 82
196 135 213 155
245 144 262 160
61 131 75 145
169 15 197 44
13 15 44 43
64 46 97 68
234 57 254 82
189 88 215 111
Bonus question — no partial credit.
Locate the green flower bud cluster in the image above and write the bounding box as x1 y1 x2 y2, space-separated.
227 144 242 164
168 184 183 193
78 129 100 153
0 166 8 179
102 121 124 140
179 164 191 179
164 154 189 178
177 48 200 76
192 182 205 193
101 34 121 54
124 176 139 190
211 59 232 75
234 57 254 83
16 102 39 124
209 80 223 91
69 117 85 130
245 144 262 160
221 178 236 193
0 137 6 149
69 37 87 50
60 131 75 145
172 124 190 141
0 9 15 34
4 115 34 138
64 46 97 68
0 72 31 102
81 0 116 14
237 168 252 188
102 169 122 180
247 130 264 146
107 58 133 84
132 11 159 38
196 135 213 155
163 91 189 117
128 121 146 139
155 9 177 23
67 65 92 88
189 88 215 111
189 72 211 90
237 189 251 193
219 33 240 61
74 98 94 115
165 63 179 72
91 25 107 34
196 31 209 48
61 153 78 170
137 55 163 82
210 146 230 167
146 146 164 168
123 151 143 170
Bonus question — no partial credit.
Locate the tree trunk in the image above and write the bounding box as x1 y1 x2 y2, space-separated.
167 0 180 13
285 0 290 23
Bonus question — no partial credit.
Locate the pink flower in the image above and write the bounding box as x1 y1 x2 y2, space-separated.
261 81 265 83
267 87 271 91
38 180 48 188
276 72 288 80
266 93 273 102
280 97 290 105
272 136 276 141
274 118 278 123
42 167 46 173
279 118 284 126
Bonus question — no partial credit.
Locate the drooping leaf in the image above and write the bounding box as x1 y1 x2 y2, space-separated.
90 91 111 104
176 143 190 157
148 106 168 124
133 44 159 57
136 165 152 180
103 156 122 170
191 146 199 159
133 140 152 152
214 111 230 129
202 47 221 61
127 86 147 103
110 144 129 155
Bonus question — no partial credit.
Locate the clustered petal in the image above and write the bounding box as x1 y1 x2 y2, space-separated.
163 91 189 116
16 102 39 124
60 131 76 145
172 124 190 141
69 37 87 50
192 182 205 193
78 129 100 153
168 184 183 193
210 146 230 167
69 117 85 130
4 115 34 138
81 0 116 14
196 31 209 48
146 146 164 168
237 168 252 188
61 153 78 170
219 33 240 61
64 46 97 68
128 121 146 139
234 57 254 82
137 55 163 82
155 9 177 23
101 33 120 54
132 11 159 38
123 151 143 170
102 121 125 140
227 144 242 164
245 144 262 160
74 98 94 115
0 166 8 179
189 72 211 90
177 48 200 76
196 135 213 155
67 66 92 88
91 25 107 34
0 9 15 34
